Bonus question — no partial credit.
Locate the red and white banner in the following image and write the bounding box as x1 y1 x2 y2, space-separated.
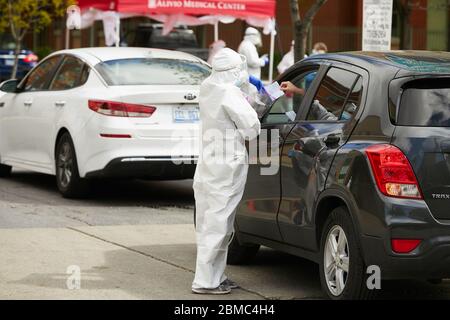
78 0 275 18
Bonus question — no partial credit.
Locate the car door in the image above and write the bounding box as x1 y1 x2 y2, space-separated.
235 62 326 241
278 64 366 250
30 55 90 169
0 55 62 167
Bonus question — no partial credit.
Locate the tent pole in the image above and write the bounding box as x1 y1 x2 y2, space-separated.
214 21 219 42
269 20 275 82
115 14 120 47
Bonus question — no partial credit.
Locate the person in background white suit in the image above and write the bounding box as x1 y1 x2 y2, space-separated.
192 48 261 295
238 27 268 79
207 40 226 65
277 40 295 75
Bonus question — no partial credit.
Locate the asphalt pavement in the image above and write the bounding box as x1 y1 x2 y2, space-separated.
1 169 450 299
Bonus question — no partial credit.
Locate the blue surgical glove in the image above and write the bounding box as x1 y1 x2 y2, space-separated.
249 75 264 92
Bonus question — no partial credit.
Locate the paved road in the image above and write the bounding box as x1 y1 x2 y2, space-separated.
1 170 450 299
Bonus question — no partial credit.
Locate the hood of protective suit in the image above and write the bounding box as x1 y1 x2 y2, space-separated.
244 27 262 47
207 40 226 65
210 48 249 87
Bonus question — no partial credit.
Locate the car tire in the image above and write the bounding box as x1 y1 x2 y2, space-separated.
227 231 260 265
0 163 12 177
319 206 374 300
55 133 90 199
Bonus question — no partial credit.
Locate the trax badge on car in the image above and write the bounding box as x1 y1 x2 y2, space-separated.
432 193 450 199
184 93 197 101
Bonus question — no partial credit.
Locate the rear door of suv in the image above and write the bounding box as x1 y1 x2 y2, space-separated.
391 77 450 221
278 62 368 250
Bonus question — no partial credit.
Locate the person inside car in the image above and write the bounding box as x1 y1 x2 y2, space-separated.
280 80 338 121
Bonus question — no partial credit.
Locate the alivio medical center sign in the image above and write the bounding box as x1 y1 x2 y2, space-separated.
147 0 275 17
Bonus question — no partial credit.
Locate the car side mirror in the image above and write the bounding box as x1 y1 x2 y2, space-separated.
0 79 20 93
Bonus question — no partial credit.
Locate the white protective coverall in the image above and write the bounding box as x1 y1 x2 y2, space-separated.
192 48 261 289
207 40 226 65
238 27 267 79
277 41 295 74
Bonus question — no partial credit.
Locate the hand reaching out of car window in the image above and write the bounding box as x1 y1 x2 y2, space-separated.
280 81 305 96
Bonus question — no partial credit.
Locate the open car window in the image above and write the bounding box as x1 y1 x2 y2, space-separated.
262 69 319 125
306 67 361 122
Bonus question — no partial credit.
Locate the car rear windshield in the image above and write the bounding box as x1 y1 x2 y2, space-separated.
95 58 210 86
398 79 450 127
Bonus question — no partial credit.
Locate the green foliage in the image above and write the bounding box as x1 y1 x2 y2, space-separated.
0 0 75 39
35 45 53 59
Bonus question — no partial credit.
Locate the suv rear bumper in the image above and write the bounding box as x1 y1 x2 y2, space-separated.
362 234 450 279
85 156 197 180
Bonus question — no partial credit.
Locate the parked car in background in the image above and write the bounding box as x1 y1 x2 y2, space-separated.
0 47 210 198
227 51 450 299
131 24 209 61
0 34 38 82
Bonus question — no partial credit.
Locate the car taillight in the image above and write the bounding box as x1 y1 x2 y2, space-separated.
365 144 422 199
88 100 156 118
23 54 38 63
391 239 421 253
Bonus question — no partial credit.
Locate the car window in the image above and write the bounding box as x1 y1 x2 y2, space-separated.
95 58 210 85
49 56 87 90
22 56 61 91
397 78 450 127
340 77 363 120
263 69 318 124
307 67 360 121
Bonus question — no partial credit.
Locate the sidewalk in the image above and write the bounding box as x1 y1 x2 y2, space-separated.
0 224 323 300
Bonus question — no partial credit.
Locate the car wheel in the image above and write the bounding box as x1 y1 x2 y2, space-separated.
319 206 374 300
55 133 90 198
227 230 260 265
0 163 12 177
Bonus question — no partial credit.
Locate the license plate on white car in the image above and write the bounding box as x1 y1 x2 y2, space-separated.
173 106 200 123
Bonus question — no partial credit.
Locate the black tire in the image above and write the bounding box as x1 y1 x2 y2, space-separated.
0 163 12 177
227 231 260 265
319 206 374 300
55 133 90 198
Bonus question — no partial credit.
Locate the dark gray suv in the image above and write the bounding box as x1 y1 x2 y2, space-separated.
228 51 450 299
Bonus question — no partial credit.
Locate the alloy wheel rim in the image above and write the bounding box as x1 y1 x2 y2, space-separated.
324 225 349 296
57 142 73 189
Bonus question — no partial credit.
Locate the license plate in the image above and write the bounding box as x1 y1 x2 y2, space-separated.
173 106 199 123
4 59 14 66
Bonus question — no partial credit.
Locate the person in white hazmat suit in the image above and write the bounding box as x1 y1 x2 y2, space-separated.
238 27 268 79
277 41 295 75
192 48 261 295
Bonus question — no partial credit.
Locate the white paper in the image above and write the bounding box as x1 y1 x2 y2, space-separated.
263 82 285 101
362 0 393 51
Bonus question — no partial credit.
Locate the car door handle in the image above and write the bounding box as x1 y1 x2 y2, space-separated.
23 101 32 107
0 102 4 108
324 134 341 148
55 101 66 107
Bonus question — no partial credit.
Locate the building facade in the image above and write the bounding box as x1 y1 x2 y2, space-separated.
18 0 450 61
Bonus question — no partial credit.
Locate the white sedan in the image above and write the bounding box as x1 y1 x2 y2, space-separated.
0 47 210 197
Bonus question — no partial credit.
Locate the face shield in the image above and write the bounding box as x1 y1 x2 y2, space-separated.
230 54 249 88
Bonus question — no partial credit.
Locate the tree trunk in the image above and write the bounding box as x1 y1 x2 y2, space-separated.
11 38 20 79
402 15 412 49
290 0 328 62
294 24 308 62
